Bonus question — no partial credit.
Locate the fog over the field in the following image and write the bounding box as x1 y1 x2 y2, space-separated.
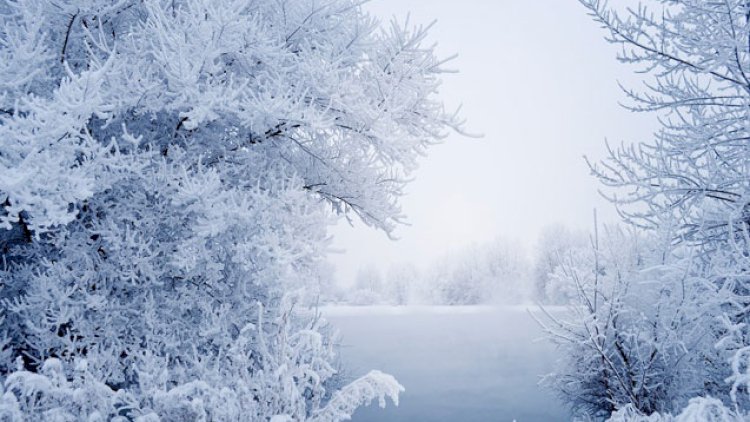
329 0 658 285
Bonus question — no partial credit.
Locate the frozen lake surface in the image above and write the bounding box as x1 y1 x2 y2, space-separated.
324 305 570 422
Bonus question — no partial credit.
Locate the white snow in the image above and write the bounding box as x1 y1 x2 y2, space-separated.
324 305 569 421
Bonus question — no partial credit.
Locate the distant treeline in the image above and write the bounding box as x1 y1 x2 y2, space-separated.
331 224 595 306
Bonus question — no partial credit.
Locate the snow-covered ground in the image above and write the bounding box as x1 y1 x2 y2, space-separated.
324 305 570 422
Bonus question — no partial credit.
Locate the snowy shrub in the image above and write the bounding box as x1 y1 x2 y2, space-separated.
605 404 672 422
605 397 746 422
539 226 726 418
0 0 458 419
673 397 744 422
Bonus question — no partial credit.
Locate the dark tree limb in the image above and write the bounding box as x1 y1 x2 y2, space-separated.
61 11 79 63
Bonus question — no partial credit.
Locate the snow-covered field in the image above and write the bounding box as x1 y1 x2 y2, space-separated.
324 305 570 422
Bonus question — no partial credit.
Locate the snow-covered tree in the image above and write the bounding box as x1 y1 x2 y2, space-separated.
547 0 750 418
0 0 460 419
583 0 750 247
424 237 529 305
384 262 419 306
349 264 385 305
580 1 750 372
482 238 530 303
430 246 485 305
354 265 384 295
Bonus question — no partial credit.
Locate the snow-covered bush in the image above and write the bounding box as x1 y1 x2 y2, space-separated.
605 397 746 422
345 262 419 306
0 0 458 419
539 226 726 418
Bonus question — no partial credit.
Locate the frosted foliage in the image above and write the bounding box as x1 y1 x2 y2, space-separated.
580 3 750 387
606 397 748 422
532 224 588 303
539 226 727 418
552 0 750 419
0 303 403 421
0 0 459 235
582 0 750 244
605 404 673 422
0 0 457 419
310 370 404 422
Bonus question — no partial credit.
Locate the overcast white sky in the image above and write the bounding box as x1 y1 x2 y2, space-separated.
329 0 658 285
